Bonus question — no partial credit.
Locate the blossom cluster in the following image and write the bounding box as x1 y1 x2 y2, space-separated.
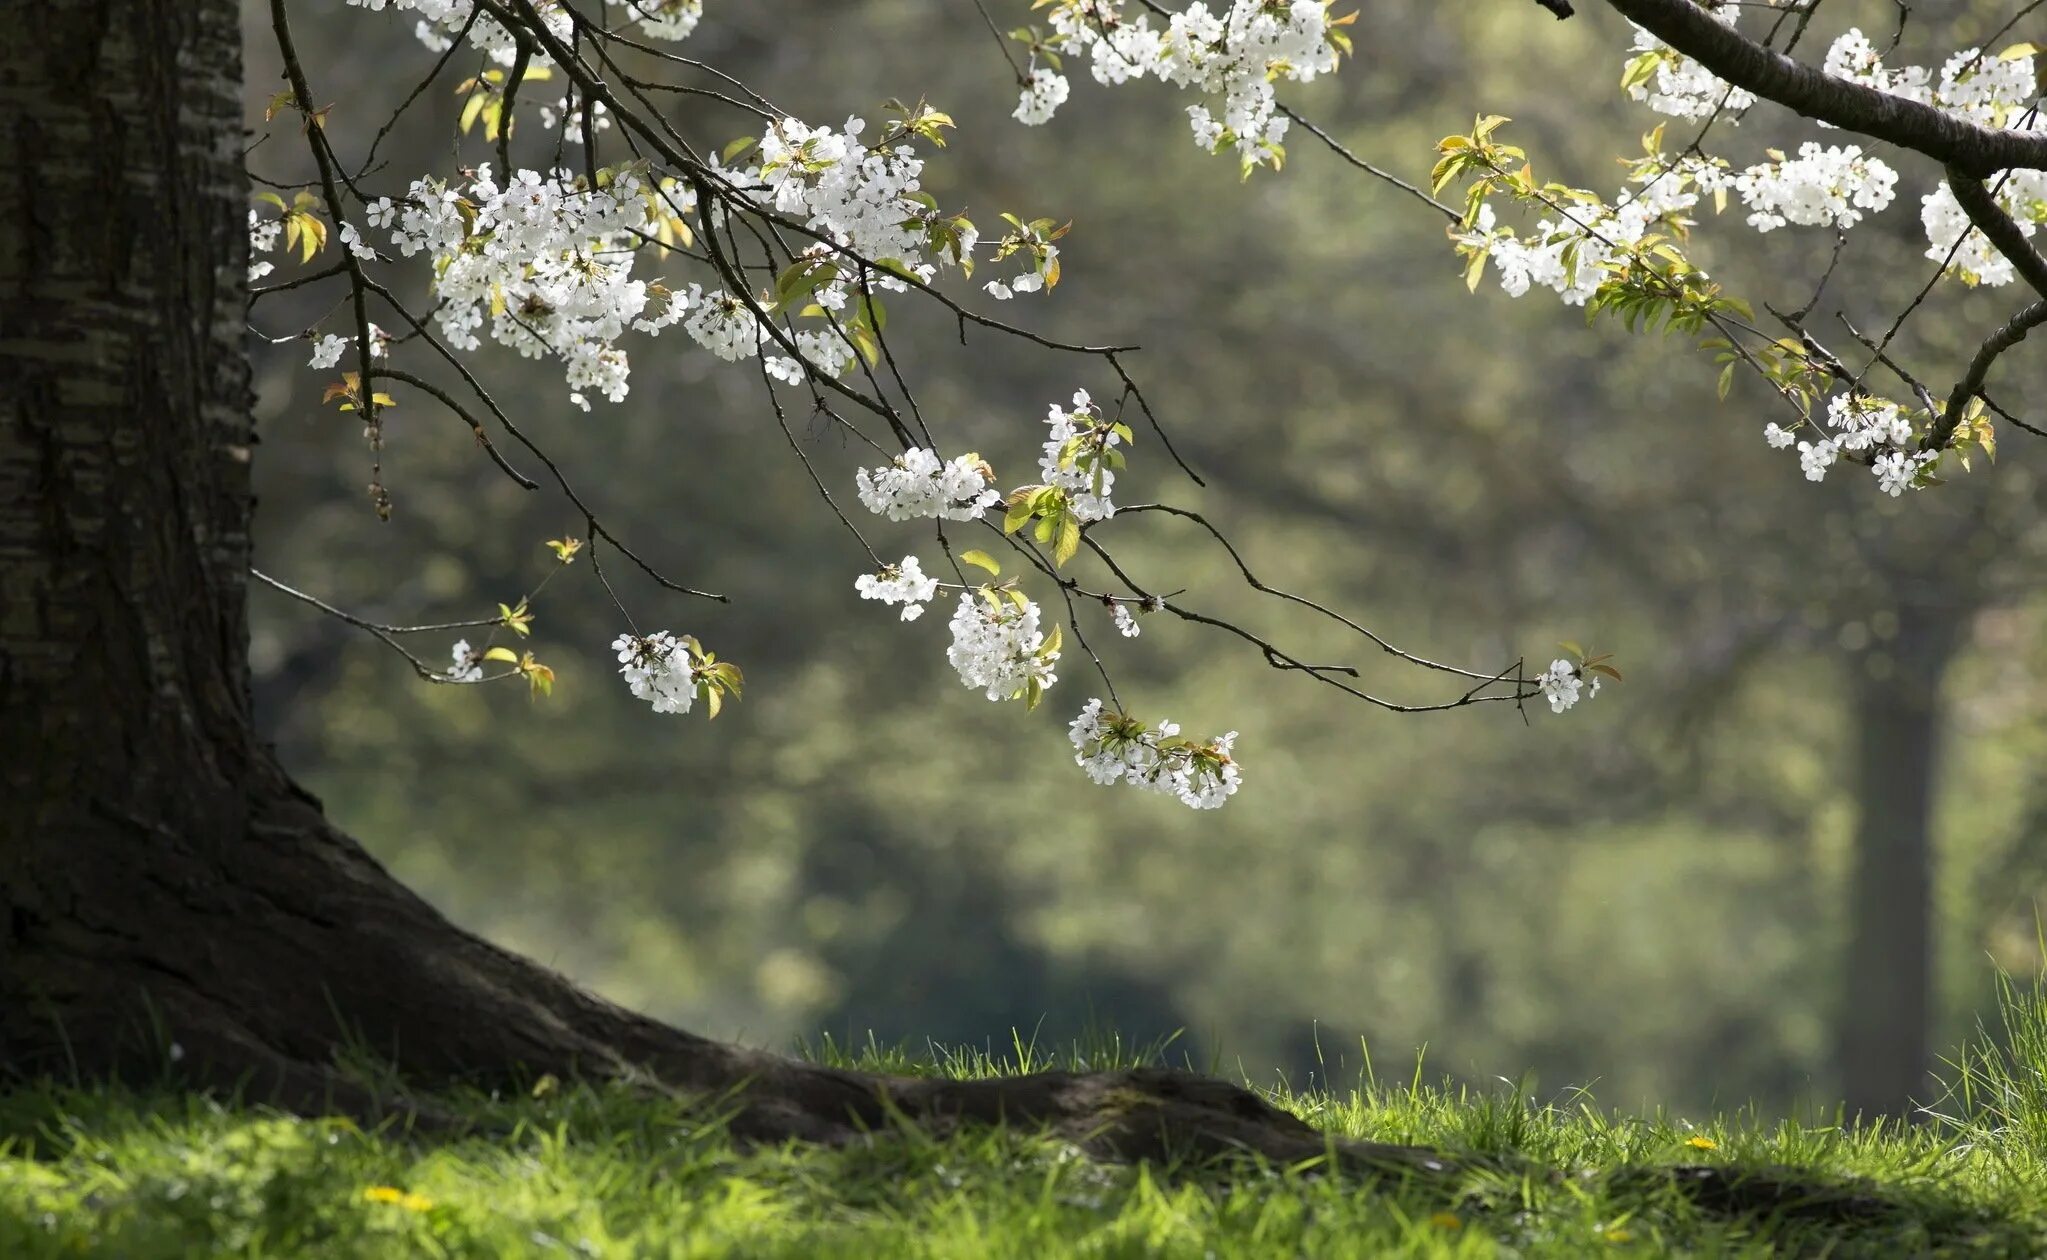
1017 0 1346 171
1623 8 1757 120
855 448 1001 521
946 592 1059 702
248 211 282 283
1535 659 1598 715
308 325 390 369
349 0 703 67
367 165 685 408
345 0 573 67
1621 23 2045 280
1614 19 2046 271
1732 143 1897 233
445 639 483 683
1819 29 2044 284
1039 388 1124 522
1822 30 2037 129
1455 160 1715 307
741 116 944 285
1067 698 1242 809
346 2 1040 395
1920 172 2047 287
854 555 941 621
611 631 701 715
1781 393 1935 495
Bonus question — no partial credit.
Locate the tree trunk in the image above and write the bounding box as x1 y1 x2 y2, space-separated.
0 0 1442 1171
1833 609 1960 1119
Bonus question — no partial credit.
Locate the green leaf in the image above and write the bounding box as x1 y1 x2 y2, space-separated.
482 646 520 664
959 549 1001 576
1053 514 1081 568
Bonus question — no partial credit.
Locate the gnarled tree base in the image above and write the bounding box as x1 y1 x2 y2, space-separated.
3 762 1909 1235
2 759 1440 1174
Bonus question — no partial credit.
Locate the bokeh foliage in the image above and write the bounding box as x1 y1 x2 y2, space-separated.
244 0 2047 1114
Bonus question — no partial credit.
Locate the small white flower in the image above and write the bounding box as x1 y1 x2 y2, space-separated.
1067 697 1242 809
309 334 349 369
1873 449 1933 496
946 592 1057 702
338 219 378 260
1798 439 1839 482
611 630 698 715
1111 603 1140 637
1763 422 1796 449
854 448 1000 522
1013 66 1071 126
1537 658 1584 715
854 555 941 621
445 639 483 683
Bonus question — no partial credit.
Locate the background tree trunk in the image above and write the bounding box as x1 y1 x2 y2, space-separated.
1834 608 1961 1119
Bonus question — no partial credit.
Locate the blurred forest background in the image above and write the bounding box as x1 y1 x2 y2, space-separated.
241 0 2047 1118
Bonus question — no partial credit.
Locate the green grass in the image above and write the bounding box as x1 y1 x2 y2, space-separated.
9 986 2047 1258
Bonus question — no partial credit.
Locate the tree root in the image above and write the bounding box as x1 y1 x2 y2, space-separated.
0 768 1939 1236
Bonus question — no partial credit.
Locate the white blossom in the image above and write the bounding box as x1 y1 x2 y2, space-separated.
1067 697 1242 809
612 631 698 715
1921 175 2047 287
1763 422 1796 450
1624 9 1757 119
445 639 482 683
346 0 572 67
1536 659 1584 715
946 592 1057 702
248 210 281 283
630 0 704 43
1111 603 1140 637
1799 438 1839 482
1039 388 1121 522
1023 0 1341 170
338 219 378 260
1873 449 1934 496
681 286 764 362
1734 143 1897 232
1014 66 1071 126
373 165 676 403
309 334 348 369
854 448 1001 522
1826 392 1912 454
855 556 941 621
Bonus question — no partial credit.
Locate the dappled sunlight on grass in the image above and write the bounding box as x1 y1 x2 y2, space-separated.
10 983 2047 1257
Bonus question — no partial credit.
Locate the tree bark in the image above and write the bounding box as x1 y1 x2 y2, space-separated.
1833 610 1960 1119
0 0 1446 1171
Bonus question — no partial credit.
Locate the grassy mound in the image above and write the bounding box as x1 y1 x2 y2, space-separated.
7 983 2047 1257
